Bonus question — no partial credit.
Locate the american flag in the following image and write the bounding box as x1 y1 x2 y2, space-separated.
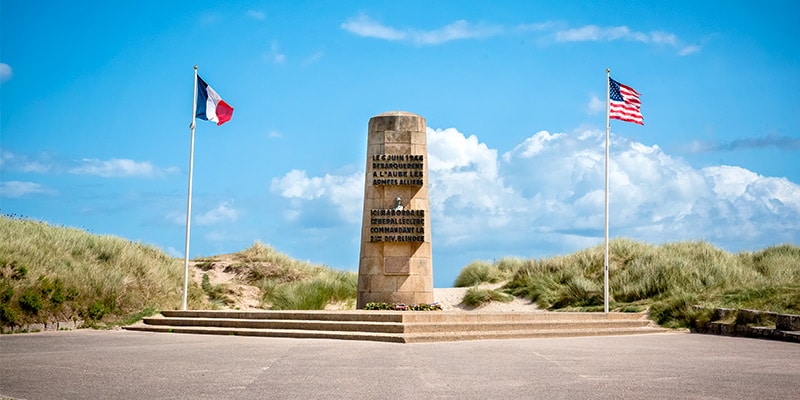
609 77 643 125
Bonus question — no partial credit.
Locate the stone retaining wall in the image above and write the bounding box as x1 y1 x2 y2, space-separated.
694 307 800 343
1 319 84 334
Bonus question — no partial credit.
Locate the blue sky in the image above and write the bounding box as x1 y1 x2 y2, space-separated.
2 1 799 287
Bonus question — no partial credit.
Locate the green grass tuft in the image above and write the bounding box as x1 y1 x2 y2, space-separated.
263 269 356 310
454 259 514 287
462 287 514 307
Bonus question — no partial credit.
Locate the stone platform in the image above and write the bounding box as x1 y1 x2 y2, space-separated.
124 310 670 343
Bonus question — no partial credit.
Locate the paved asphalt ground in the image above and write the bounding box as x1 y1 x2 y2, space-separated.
1 330 798 399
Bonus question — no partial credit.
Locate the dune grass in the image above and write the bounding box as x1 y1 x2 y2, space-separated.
496 238 800 328
0 215 193 328
4 213 796 330
0 217 358 329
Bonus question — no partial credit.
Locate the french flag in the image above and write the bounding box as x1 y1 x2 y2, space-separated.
195 75 234 126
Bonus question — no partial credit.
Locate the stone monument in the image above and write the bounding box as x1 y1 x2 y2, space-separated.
357 111 433 308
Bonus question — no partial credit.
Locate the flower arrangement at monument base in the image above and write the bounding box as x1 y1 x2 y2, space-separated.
363 302 442 311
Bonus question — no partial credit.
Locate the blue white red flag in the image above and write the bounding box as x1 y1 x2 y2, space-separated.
196 76 234 126
609 77 643 125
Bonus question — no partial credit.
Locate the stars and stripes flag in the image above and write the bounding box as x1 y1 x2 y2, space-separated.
602 71 643 313
608 77 643 125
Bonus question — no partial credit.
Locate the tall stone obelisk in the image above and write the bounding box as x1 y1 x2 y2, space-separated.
357 111 433 308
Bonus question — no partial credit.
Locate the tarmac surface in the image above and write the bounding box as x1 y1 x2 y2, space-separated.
1 329 799 399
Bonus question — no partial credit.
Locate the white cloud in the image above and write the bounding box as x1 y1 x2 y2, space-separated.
340 17 699 55
556 25 626 42
649 31 678 45
0 63 12 83
168 201 240 227
269 126 800 258
341 15 502 45
505 130 564 159
270 169 364 221
271 169 326 200
702 165 758 198
412 20 503 45
679 45 701 56
0 150 52 173
556 25 657 43
0 181 53 198
554 25 699 55
69 158 178 178
195 201 239 226
341 14 406 41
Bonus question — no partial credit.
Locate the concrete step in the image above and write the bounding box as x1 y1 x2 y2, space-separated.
124 324 407 343
402 319 654 334
404 326 672 343
141 316 406 334
161 310 406 323
125 310 670 343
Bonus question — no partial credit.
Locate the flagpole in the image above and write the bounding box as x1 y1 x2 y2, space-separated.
182 65 199 311
604 68 611 314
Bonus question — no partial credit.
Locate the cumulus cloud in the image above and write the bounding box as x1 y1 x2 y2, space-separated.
69 158 178 178
269 126 800 256
504 130 565 159
270 169 364 222
166 201 239 226
0 181 53 198
0 63 12 83
341 14 502 45
195 201 239 226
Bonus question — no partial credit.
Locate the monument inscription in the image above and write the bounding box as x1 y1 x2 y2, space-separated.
368 208 425 243
371 154 425 186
